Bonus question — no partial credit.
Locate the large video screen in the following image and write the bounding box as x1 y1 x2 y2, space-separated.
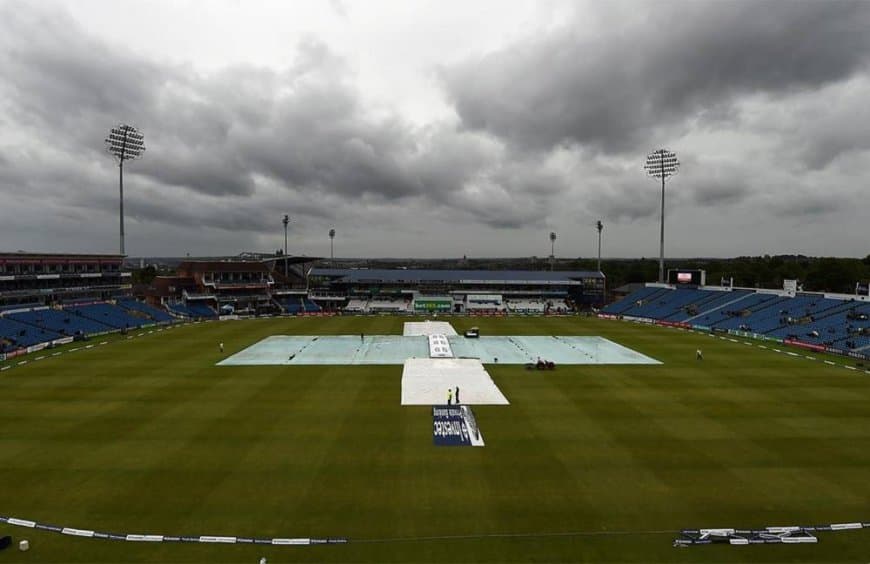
668 269 703 285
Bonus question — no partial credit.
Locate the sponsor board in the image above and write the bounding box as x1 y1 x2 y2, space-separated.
783 339 827 353
657 320 691 329
432 405 484 447
4 348 26 360
26 342 48 354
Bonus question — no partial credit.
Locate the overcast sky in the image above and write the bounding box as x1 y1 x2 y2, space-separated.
0 0 868 259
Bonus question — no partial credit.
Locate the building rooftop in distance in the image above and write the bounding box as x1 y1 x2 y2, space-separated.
309 268 604 283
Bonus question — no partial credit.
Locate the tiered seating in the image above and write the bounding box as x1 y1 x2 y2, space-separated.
765 298 856 339
0 317 62 352
118 299 174 323
506 299 546 313
602 286 668 315
368 298 411 312
67 303 151 329
276 297 303 314
185 302 217 318
708 295 789 331
692 293 778 328
671 290 752 322
620 289 702 319
167 302 218 318
344 299 369 313
9 308 113 336
603 285 870 357
301 298 322 313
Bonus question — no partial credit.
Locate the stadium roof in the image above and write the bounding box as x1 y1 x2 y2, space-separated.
309 268 604 283
0 252 124 260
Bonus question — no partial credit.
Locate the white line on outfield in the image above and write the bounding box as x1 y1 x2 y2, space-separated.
0 366 10 371
99 341 108 345
743 342 753 346
127 336 133 340
824 360 836 365
35 356 45 361
137 333 144 337
85 345 94 349
805 356 816 360
70 348 80 352
728 338 738 343
52 352 61 357
17 361 27 365
787 352 799 357
758 345 767 349
845 366 857 371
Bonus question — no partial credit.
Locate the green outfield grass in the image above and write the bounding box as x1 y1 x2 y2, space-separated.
1 316 869 563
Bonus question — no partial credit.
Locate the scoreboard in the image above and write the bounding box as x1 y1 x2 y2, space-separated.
668 269 705 286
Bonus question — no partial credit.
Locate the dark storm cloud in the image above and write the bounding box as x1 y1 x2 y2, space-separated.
441 1 870 154
1 1 869 258
0 3 568 234
0 8 416 201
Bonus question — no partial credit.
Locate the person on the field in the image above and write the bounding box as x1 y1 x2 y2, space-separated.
447 388 453 405
219 342 224 353
696 348 703 360
455 386 460 404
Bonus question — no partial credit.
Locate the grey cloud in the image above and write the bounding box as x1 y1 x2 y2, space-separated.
1 1 869 258
689 180 750 207
772 196 842 218
441 1 870 154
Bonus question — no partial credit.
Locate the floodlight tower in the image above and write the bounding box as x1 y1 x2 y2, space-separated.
105 124 145 256
282 214 290 278
596 220 604 272
549 231 557 271
644 149 679 283
329 228 336 266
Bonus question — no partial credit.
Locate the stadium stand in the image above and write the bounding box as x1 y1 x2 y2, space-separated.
166 302 218 319
368 298 412 313
602 284 870 360
344 299 369 313
0 316 62 352
117 299 175 323
8 308 113 337
66 303 152 329
505 299 546 314
275 297 303 314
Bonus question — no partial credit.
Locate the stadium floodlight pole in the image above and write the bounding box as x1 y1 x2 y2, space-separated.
596 220 604 272
644 148 679 283
549 231 557 271
329 228 335 266
105 124 145 256
282 214 290 278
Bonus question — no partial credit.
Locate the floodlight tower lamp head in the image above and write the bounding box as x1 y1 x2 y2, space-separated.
644 148 679 179
105 124 145 162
